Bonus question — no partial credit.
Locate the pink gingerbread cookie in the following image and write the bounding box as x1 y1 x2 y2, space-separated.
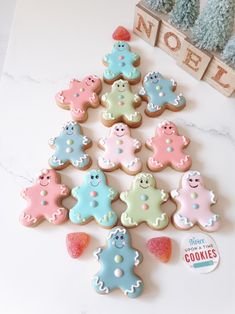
19 169 70 227
98 123 142 175
56 75 102 122
146 120 192 172
171 171 220 232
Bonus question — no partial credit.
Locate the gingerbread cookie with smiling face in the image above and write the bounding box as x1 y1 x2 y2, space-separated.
171 171 220 232
146 120 192 172
93 226 144 298
139 71 186 117
69 169 118 228
120 173 169 230
19 169 70 227
103 41 141 84
101 79 142 128
98 123 142 175
49 121 92 170
56 75 102 122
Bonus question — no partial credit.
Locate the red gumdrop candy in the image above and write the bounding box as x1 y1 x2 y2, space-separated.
147 237 172 263
112 26 131 41
66 232 90 258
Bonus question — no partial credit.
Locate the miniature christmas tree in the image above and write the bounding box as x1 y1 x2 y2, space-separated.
144 0 174 13
169 0 200 30
222 35 235 69
191 0 235 51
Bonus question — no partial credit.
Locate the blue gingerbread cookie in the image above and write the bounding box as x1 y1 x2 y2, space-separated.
103 41 141 84
69 169 118 228
139 71 186 117
49 121 92 170
93 226 144 298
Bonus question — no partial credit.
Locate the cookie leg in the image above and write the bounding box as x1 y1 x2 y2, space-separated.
46 207 68 225
122 157 142 174
98 156 117 171
198 213 220 232
19 208 40 227
71 106 86 121
92 274 112 294
123 65 141 81
124 111 141 124
102 110 116 121
121 275 144 298
49 155 67 168
69 205 91 224
104 67 121 82
121 211 138 227
147 156 165 171
173 212 194 230
147 213 169 230
171 93 186 109
96 210 118 228
70 154 91 169
172 154 192 171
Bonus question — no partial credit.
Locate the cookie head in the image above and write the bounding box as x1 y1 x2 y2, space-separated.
37 169 58 186
112 79 129 93
83 75 100 89
85 169 106 188
134 173 155 190
157 121 178 136
113 41 130 52
182 171 203 190
144 72 162 85
111 123 130 137
107 227 130 249
62 121 80 136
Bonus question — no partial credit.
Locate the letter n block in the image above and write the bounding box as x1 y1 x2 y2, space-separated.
133 2 160 46
203 57 235 97
177 39 212 80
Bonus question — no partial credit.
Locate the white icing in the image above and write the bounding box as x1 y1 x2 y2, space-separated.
48 208 63 223
122 212 138 226
124 280 142 295
203 215 220 228
171 189 179 198
134 251 140 266
210 190 216 204
93 276 109 293
176 213 193 227
107 227 126 239
72 154 88 166
160 189 168 202
152 213 167 227
93 248 102 261
176 155 190 167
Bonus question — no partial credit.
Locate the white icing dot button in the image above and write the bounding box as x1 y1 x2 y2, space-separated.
116 140 123 145
79 88 85 92
114 268 123 277
66 147 73 153
156 85 161 91
191 192 198 199
166 146 174 152
114 255 123 263
165 138 172 144
40 190 47 196
159 92 165 97
66 139 73 145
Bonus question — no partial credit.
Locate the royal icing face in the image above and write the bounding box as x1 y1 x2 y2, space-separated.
112 79 129 92
37 169 56 186
157 121 178 136
182 171 204 189
111 123 129 137
113 41 130 52
62 121 81 136
83 75 100 89
93 227 144 298
133 173 155 189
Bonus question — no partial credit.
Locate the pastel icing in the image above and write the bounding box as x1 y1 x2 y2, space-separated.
103 41 141 83
69 169 118 228
49 121 91 170
171 171 220 232
19 169 70 227
121 173 169 229
146 120 192 172
98 123 142 175
101 79 142 126
139 71 186 115
56 75 102 122
92 226 144 298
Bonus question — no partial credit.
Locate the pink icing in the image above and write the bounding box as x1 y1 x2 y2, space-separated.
146 120 192 171
98 123 142 174
171 171 220 232
20 169 70 227
56 75 102 121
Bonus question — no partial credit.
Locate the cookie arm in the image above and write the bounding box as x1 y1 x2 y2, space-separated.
210 190 217 204
181 136 190 147
134 249 143 265
170 189 180 200
133 138 141 150
89 92 99 107
120 191 129 202
98 137 107 148
160 189 168 202
108 187 118 201
71 186 80 199
82 136 91 147
103 53 111 63
146 137 153 148
48 137 58 146
131 52 139 63
59 184 70 196
139 86 146 97
93 247 104 260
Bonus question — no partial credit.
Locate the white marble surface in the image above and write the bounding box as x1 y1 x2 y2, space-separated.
0 0 235 313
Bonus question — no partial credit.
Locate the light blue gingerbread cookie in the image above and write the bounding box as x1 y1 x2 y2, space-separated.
93 226 144 298
103 41 141 84
139 71 186 117
69 169 118 228
49 121 91 170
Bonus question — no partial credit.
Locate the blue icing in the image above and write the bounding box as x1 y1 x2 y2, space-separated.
49 121 91 169
141 72 186 113
69 169 118 227
103 41 140 81
92 227 144 298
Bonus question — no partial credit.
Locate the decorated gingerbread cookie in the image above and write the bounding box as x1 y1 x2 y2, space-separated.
20 169 70 227
101 79 142 128
139 71 186 117
120 173 169 229
69 169 118 228
93 226 144 298
103 41 141 84
171 171 220 232
98 123 142 175
146 120 192 172
56 75 102 122
49 121 92 170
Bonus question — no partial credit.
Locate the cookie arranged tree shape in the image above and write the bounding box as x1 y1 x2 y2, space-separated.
146 121 192 172
103 41 141 84
171 171 220 232
169 0 200 30
139 72 186 117
144 0 174 13
101 79 142 128
69 169 118 228
93 227 144 298
56 75 102 122
49 121 92 170
121 173 169 229
222 35 235 69
20 169 70 227
98 123 142 175
191 0 235 51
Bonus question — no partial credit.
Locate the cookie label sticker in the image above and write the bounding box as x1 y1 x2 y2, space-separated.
182 233 220 274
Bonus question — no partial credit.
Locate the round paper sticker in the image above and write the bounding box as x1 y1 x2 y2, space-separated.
182 233 220 274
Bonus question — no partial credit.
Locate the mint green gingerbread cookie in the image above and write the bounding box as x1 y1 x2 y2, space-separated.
120 173 169 229
101 79 142 128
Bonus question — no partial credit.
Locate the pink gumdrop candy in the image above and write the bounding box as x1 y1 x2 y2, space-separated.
66 232 90 258
147 237 172 263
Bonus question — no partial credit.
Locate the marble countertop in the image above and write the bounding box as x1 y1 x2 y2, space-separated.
0 0 234 313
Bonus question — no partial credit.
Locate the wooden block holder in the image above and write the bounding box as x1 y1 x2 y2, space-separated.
133 1 235 97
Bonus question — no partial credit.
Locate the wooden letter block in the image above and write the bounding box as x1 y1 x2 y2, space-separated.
177 39 212 80
203 57 235 96
133 2 160 46
157 20 187 59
